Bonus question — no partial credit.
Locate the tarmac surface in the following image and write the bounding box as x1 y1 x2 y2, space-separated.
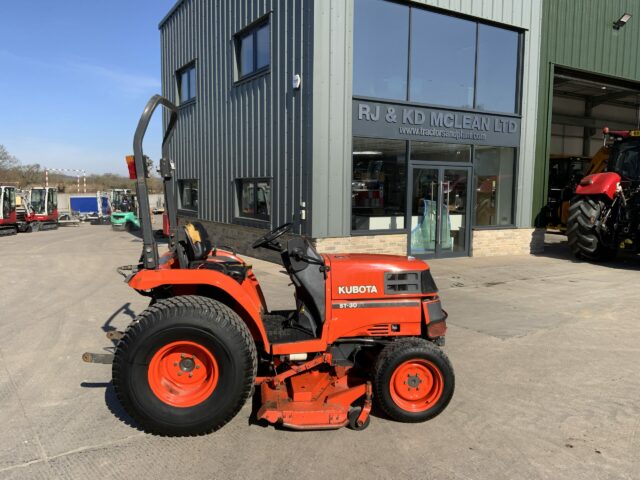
0 225 639 479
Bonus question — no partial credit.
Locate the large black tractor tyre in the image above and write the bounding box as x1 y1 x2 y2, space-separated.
373 338 454 423
567 196 616 261
113 296 257 436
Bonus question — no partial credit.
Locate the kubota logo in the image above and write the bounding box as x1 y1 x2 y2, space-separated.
337 285 378 295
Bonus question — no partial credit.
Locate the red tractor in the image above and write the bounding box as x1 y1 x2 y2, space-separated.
83 96 454 434
568 129 640 260
0 185 18 236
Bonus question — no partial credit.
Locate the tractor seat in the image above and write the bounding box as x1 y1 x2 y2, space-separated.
182 222 212 262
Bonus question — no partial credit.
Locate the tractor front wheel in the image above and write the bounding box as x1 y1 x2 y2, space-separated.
112 296 257 436
373 338 454 423
567 196 617 261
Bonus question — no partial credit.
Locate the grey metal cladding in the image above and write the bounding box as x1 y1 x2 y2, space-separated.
311 0 354 238
160 0 314 233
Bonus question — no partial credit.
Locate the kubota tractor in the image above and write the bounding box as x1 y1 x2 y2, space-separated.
83 96 454 434
568 128 640 260
0 185 18 236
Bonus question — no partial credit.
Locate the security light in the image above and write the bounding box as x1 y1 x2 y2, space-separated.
613 13 632 30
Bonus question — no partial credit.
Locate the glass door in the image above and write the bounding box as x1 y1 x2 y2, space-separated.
409 165 471 258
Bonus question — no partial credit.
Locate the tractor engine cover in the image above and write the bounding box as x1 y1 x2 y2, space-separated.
327 254 436 301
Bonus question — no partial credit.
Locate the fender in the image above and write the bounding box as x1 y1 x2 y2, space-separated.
575 172 621 200
129 268 271 349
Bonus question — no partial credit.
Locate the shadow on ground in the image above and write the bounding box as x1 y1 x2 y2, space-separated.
535 232 640 270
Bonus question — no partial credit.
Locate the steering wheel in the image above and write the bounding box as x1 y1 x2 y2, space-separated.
252 222 293 250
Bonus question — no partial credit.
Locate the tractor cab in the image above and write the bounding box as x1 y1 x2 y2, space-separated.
30 187 57 216
605 134 640 182
0 186 18 236
27 187 58 230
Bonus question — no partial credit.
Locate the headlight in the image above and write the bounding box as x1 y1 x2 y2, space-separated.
421 270 438 293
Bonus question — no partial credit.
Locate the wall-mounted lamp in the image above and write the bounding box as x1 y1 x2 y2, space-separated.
613 13 632 30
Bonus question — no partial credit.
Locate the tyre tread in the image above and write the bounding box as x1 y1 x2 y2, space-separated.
112 295 257 436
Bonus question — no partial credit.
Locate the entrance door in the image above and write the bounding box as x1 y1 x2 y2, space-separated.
409 165 471 258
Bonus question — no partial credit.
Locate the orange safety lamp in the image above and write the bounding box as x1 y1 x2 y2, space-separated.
126 155 137 179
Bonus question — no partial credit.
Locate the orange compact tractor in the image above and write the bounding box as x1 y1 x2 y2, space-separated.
83 96 454 434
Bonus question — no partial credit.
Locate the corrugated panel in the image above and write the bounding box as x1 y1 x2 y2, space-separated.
160 0 313 233
532 0 640 221
411 0 532 29
311 0 542 235
311 0 354 238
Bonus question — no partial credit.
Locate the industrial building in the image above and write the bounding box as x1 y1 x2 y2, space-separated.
159 0 639 260
533 0 640 227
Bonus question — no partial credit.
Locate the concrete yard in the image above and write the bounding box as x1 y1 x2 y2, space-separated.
0 225 638 480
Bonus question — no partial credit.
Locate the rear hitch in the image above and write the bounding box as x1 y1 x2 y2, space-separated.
82 352 114 364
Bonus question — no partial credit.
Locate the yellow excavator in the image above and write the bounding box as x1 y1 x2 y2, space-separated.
544 145 609 232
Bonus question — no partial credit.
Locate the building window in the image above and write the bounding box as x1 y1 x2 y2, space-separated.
353 0 409 101
410 142 471 164
410 9 476 108
476 24 520 113
178 179 198 212
352 137 406 232
236 178 271 221
474 147 515 226
353 0 522 114
236 19 270 80
177 63 196 105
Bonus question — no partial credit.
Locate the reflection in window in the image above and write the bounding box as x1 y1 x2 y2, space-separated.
236 20 270 79
352 137 406 231
353 0 409 101
352 0 522 113
474 147 515 226
237 178 271 221
30 188 45 214
177 63 196 104
411 142 471 163
179 180 199 211
476 25 519 113
612 144 640 180
410 9 476 108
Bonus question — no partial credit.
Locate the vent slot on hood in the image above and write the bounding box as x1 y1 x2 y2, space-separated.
384 271 421 294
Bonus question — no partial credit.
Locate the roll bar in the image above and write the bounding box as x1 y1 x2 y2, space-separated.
133 95 179 270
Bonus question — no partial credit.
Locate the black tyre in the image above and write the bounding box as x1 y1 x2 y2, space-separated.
567 196 616 261
347 408 370 431
112 296 257 436
373 338 454 423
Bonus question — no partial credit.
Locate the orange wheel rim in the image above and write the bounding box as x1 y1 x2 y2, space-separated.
148 340 219 408
389 359 444 412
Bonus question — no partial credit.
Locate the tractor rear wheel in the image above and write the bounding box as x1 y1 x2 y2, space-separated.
567 196 616 261
373 338 454 423
112 296 257 436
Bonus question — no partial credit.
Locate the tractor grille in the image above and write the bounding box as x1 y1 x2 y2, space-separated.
367 324 391 336
384 271 421 294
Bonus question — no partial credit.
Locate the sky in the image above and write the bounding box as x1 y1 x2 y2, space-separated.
0 0 176 175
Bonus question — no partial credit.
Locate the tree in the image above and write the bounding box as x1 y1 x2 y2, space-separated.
18 163 43 187
0 144 18 172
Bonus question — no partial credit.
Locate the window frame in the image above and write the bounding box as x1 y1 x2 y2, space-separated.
234 177 272 223
353 0 524 115
350 136 410 236
234 16 271 83
177 179 199 213
471 145 518 229
176 61 197 106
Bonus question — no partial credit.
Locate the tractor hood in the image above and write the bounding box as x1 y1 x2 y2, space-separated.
325 254 437 300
